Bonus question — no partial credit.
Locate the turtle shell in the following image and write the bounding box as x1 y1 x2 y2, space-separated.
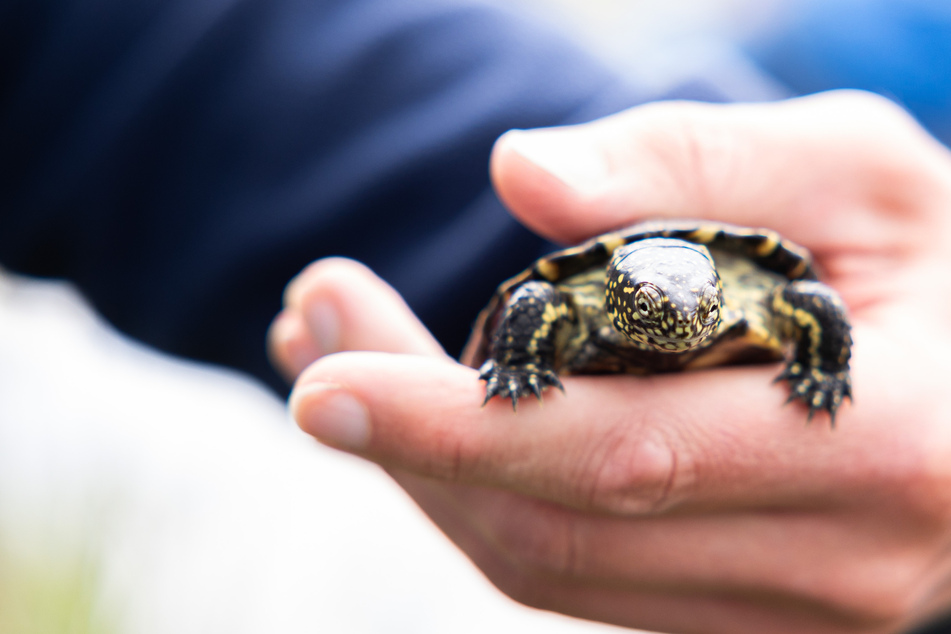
461 219 816 369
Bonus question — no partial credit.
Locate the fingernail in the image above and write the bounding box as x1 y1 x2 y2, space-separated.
290 383 370 452
305 301 340 356
501 128 609 195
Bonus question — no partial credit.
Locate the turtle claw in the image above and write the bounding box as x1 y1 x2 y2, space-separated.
543 369 565 394
478 359 563 410
526 374 544 401
776 362 852 425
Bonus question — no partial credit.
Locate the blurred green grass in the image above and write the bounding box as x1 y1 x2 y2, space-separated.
0 540 117 634
0 500 119 634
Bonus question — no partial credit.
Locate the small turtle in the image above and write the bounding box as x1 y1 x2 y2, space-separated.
461 220 852 422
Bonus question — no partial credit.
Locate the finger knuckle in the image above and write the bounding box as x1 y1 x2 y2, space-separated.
579 426 684 515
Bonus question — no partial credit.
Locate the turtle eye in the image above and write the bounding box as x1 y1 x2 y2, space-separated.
699 287 721 327
633 284 663 321
700 302 720 327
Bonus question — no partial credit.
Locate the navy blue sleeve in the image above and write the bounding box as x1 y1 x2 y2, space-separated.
0 0 721 395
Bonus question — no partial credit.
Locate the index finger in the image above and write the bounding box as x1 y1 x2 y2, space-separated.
289 331 911 516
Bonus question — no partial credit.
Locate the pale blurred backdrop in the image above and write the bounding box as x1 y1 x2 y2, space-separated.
0 1 774 633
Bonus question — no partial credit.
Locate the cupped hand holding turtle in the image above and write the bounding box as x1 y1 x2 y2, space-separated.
269 91 951 634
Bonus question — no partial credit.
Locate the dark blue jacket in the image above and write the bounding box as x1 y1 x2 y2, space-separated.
1 0 660 394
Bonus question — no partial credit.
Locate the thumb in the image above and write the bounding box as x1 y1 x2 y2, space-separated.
490 90 943 249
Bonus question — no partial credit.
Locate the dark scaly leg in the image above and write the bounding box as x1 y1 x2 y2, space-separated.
480 281 571 409
771 280 853 423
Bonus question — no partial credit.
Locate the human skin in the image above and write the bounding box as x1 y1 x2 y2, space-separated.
268 91 951 634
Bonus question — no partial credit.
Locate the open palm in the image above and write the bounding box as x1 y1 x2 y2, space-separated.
271 91 951 634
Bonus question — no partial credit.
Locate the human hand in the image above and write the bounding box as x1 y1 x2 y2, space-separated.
269 91 951 634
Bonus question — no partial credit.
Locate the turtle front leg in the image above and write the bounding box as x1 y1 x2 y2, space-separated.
480 281 572 409
772 280 853 423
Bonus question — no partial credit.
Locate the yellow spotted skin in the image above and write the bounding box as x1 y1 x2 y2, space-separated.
463 220 852 422
605 239 722 352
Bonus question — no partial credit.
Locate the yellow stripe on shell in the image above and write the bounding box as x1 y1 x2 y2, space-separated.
536 259 560 281
597 233 628 255
754 231 780 256
685 227 720 244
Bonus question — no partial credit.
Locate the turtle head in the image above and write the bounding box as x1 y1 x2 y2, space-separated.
606 238 722 352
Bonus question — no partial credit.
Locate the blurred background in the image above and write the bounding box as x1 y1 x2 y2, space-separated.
508 0 784 97
0 1 827 632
